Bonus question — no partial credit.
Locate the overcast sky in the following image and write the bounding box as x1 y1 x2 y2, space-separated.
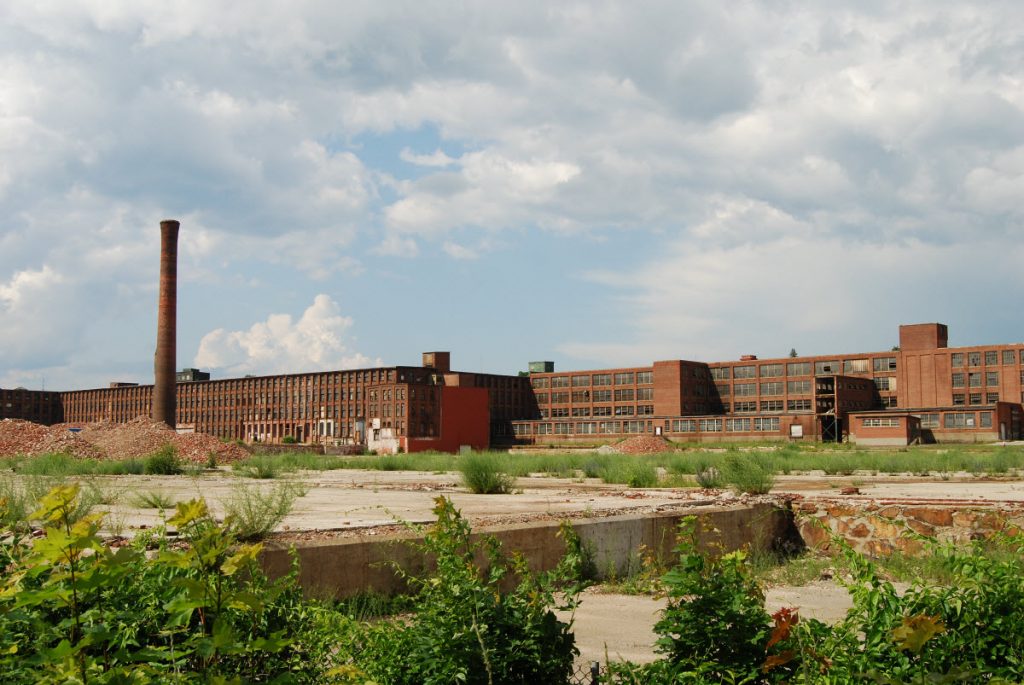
2 1 1023 390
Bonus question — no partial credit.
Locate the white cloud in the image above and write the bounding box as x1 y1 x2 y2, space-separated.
194 294 379 376
442 242 478 260
399 147 457 167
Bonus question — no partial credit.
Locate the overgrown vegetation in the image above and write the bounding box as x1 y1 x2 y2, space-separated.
347 497 587 684
606 518 1024 684
131 488 176 510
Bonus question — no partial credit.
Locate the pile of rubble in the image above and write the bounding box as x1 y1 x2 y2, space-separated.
616 435 674 455
0 417 249 464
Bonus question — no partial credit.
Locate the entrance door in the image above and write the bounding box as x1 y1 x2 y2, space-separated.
820 416 840 443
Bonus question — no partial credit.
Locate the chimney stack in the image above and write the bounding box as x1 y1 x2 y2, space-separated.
153 219 179 428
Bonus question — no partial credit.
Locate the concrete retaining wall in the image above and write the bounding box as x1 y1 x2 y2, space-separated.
260 502 795 598
796 497 1024 556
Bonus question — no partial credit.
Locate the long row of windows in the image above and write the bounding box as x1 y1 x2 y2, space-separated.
532 371 654 389
952 350 1024 367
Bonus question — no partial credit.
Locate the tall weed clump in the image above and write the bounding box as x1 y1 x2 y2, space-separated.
459 452 515 494
600 460 659 488
143 444 182 475
222 480 308 540
350 497 585 685
721 453 776 494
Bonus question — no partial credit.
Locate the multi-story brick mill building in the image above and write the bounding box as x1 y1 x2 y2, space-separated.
2 323 1022 451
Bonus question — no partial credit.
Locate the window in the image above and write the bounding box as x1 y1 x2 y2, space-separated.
987 393 999 403
873 357 897 372
551 392 569 403
592 390 612 402
614 405 634 416
592 406 612 416
918 413 939 428
760 382 784 396
760 400 783 412
551 376 570 388
571 391 590 403
622 420 645 433
1003 350 1016 365
969 373 982 388
760 364 783 378
944 412 975 428
571 407 591 417
636 371 653 384
710 367 731 380
734 365 756 379
754 417 780 431
951 353 964 368
614 372 635 385
672 419 697 432
969 352 981 366
969 393 982 405
862 417 900 427
699 418 722 432
726 418 752 432
716 383 731 396
788 399 812 411
951 373 965 388
572 375 590 387
787 380 812 394
952 393 965 405
576 422 597 434
536 423 552 435
593 374 612 386
985 351 998 365
986 372 999 386
637 387 653 400
734 383 756 396
531 378 549 389
550 407 569 417
787 362 811 376
513 423 532 436
980 412 992 428
598 421 619 434
614 389 635 401
637 405 654 415
554 422 572 434
536 393 549 404
874 377 893 391
815 360 839 374
733 401 757 413
843 359 869 374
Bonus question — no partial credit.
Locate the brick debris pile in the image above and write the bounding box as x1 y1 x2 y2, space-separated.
0 417 249 464
616 435 675 454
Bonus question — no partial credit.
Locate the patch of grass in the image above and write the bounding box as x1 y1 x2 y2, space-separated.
748 550 833 587
0 476 104 530
600 460 658 488
334 592 417 621
693 461 724 488
143 445 182 475
221 480 308 540
131 490 175 510
458 453 514 494
233 455 285 479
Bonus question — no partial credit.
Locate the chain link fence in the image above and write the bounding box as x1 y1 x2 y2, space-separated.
568 661 602 685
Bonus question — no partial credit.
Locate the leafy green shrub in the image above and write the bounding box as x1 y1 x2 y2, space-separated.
721 453 775 494
0 485 351 683
349 497 585 684
282 435 297 444
459 452 515 494
222 480 308 540
143 444 182 475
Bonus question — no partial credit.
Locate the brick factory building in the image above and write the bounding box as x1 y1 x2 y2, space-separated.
2 323 1023 451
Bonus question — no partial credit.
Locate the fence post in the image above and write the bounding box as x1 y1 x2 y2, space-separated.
590 660 600 685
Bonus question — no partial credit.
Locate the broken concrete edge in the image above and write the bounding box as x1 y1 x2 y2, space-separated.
258 502 797 599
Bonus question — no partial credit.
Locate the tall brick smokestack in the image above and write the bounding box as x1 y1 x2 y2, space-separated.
153 219 179 428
